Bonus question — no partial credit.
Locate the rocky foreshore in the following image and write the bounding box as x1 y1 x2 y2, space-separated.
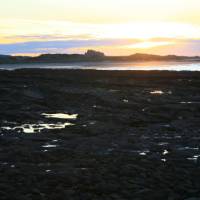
0 69 200 200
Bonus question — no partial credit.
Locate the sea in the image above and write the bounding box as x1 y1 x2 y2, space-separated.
1 61 200 71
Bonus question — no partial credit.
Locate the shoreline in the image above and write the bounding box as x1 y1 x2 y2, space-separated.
0 69 200 199
0 60 200 71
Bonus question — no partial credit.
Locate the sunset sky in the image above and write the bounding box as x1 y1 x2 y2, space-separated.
1 0 200 56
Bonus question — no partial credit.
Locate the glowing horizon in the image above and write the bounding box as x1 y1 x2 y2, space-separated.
1 0 200 56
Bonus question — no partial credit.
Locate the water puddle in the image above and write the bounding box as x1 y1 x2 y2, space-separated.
154 135 173 139
178 147 199 151
150 90 164 95
1 112 77 133
162 124 171 128
158 142 169 146
89 121 96 125
162 150 169 155
139 150 150 156
187 155 200 162
41 113 78 119
139 152 146 156
174 135 182 139
1 122 74 133
42 144 58 148
123 99 129 103
180 101 200 104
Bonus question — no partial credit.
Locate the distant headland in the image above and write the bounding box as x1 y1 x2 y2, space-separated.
0 50 200 64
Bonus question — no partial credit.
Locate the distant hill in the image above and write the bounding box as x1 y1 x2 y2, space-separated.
0 50 200 64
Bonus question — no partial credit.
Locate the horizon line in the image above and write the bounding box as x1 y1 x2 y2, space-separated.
2 50 200 58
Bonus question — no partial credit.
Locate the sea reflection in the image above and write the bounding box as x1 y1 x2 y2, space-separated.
1 61 200 71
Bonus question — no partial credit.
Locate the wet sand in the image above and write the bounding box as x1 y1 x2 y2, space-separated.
0 69 200 200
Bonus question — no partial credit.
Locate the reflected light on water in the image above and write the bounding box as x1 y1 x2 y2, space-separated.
1 61 200 71
150 90 164 95
42 144 58 148
1 122 74 133
41 113 78 119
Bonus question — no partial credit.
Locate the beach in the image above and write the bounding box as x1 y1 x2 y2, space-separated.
0 69 200 200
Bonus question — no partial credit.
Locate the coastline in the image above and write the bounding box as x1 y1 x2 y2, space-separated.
0 69 200 199
1 60 200 71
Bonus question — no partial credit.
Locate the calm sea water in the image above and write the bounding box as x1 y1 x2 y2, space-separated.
1 61 200 71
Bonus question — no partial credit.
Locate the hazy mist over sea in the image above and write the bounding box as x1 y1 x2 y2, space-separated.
1 61 200 71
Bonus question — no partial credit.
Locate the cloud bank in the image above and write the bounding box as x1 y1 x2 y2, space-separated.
0 38 200 56
0 38 139 55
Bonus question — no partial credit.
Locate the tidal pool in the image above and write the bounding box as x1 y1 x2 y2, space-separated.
187 155 200 162
180 101 200 104
1 122 74 133
178 147 199 151
42 144 58 148
1 112 78 133
123 99 129 103
162 150 169 155
158 142 169 146
150 90 164 95
41 113 78 119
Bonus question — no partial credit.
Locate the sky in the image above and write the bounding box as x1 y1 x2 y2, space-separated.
0 0 200 56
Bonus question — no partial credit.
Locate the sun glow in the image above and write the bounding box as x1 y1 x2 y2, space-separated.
126 41 174 49
0 0 200 55
1 20 200 42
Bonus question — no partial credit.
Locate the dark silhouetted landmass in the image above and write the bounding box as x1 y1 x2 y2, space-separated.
0 50 200 64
